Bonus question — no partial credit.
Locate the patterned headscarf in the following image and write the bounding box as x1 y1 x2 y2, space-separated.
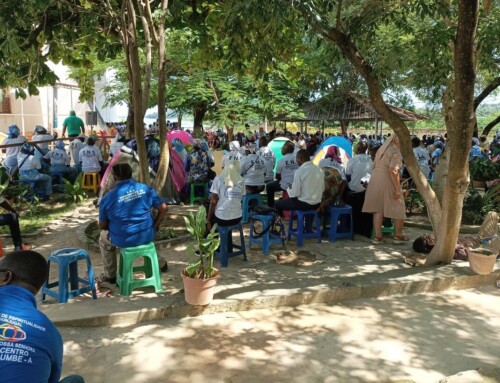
21 143 34 155
326 145 342 163
172 138 185 154
34 125 47 134
8 125 20 139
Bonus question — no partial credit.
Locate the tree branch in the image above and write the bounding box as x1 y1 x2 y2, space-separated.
474 76 500 110
481 114 500 136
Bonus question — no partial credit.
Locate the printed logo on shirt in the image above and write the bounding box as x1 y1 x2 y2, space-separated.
0 314 43 364
0 323 26 342
118 189 146 203
224 187 242 200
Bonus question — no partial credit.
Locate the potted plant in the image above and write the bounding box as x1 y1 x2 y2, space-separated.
181 205 220 305
469 157 500 189
468 246 498 275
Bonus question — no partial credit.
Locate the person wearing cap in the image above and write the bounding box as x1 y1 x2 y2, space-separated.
44 141 78 183
240 142 266 194
62 110 85 138
1 125 27 175
69 134 86 172
17 143 52 199
79 136 104 176
0 250 84 383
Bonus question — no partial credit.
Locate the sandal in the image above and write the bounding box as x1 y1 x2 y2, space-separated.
371 236 385 245
393 235 410 244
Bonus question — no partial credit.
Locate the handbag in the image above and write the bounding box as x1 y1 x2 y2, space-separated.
250 208 286 240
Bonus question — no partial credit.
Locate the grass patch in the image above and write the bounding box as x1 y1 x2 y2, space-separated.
0 202 80 234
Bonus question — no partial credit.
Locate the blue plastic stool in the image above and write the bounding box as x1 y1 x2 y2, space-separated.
241 194 263 223
215 224 247 267
287 210 322 247
42 248 97 304
325 205 354 242
249 214 284 255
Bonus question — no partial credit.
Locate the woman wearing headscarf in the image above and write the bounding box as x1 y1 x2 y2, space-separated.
172 138 187 163
17 143 52 199
207 160 245 236
222 141 243 169
2 125 27 175
318 145 347 212
240 143 266 194
43 140 78 183
362 134 408 244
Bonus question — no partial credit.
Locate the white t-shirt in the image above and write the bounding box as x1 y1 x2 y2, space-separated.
44 149 70 166
210 175 246 220
109 141 124 157
276 152 299 189
17 153 41 172
2 137 27 160
345 154 372 193
69 139 85 166
413 147 431 178
222 151 243 168
288 161 325 205
257 146 276 182
318 158 347 180
31 134 55 158
79 145 103 172
240 154 266 186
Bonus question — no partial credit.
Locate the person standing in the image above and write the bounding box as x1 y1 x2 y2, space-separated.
98 163 168 284
69 134 86 171
363 135 408 244
256 136 276 184
411 136 431 179
0 250 84 383
62 110 85 138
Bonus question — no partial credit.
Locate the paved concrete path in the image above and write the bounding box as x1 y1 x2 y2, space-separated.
59 286 500 383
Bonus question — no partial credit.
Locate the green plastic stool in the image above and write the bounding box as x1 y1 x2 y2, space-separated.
190 182 208 205
372 219 395 237
117 242 163 296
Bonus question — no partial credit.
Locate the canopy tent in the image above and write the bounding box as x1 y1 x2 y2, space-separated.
316 136 353 158
167 130 193 145
268 137 291 173
312 145 351 168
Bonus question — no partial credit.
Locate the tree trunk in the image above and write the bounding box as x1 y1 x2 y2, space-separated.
226 125 234 142
425 0 479 265
193 103 207 137
340 120 349 135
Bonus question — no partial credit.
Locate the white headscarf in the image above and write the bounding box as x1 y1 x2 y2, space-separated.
220 160 244 187
229 141 240 152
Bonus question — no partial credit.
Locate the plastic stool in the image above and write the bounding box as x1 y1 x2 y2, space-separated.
189 182 208 205
287 210 322 247
82 172 101 193
241 194 263 223
117 242 163 296
325 205 354 242
42 248 97 304
371 219 395 237
215 224 247 267
249 214 284 255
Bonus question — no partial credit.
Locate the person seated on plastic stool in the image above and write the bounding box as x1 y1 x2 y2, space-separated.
1 125 27 176
206 160 245 249
0 250 85 383
31 125 58 174
79 136 105 178
0 196 30 251
17 143 52 200
98 163 169 285
240 142 266 194
266 141 299 208
44 141 78 184
275 149 325 218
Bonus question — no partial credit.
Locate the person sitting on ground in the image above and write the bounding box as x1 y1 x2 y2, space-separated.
345 140 374 238
266 141 299 208
0 197 29 251
0 250 84 383
275 149 325 215
44 141 78 184
207 161 245 248
257 136 276 184
31 125 58 174
240 143 266 194
79 136 104 177
1 125 27 176
318 145 347 211
69 134 85 172
17 143 52 199
98 163 169 284
62 110 85 138
222 141 243 169
411 136 431 179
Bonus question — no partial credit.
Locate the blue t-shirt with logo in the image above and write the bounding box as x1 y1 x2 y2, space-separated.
99 179 164 248
0 285 63 383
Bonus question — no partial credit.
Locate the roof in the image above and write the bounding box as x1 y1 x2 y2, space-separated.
274 94 427 122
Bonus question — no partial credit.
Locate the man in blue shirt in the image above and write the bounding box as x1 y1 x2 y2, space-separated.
98 163 168 284
0 250 84 383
